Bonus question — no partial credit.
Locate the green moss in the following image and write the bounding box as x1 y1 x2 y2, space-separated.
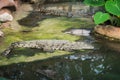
0 17 94 66
0 48 72 66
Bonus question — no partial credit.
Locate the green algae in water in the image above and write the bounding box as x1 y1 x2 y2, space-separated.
0 17 94 66
0 15 120 80
0 16 96 79
0 49 120 80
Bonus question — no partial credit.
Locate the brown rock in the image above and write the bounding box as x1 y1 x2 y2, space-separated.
0 0 19 27
0 21 11 28
94 25 120 40
0 0 18 10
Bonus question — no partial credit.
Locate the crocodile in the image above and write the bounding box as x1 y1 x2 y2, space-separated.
1 40 94 56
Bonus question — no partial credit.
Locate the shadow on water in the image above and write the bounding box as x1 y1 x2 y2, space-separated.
18 11 47 27
0 44 120 80
6 48 46 58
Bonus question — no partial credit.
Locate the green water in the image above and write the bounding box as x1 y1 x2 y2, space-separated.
0 46 120 80
0 27 120 80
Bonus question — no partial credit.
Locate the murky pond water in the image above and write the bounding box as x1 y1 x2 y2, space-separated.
0 2 120 80
0 45 120 80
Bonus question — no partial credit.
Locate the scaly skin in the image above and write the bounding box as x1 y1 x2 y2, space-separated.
1 40 94 56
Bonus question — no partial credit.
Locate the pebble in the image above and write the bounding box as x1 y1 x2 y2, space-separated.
0 12 13 22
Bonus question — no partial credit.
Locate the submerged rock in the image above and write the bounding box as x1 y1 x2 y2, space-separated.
64 29 91 36
36 69 56 79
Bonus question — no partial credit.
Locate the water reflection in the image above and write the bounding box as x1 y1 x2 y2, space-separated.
0 47 120 80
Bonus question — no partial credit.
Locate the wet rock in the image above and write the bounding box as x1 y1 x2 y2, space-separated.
64 29 91 36
37 69 56 79
0 0 18 10
0 0 19 28
0 22 11 28
0 8 13 22
0 13 13 22
0 0 19 22
94 25 120 40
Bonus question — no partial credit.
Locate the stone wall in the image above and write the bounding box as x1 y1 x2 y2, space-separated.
37 2 90 17
0 0 84 23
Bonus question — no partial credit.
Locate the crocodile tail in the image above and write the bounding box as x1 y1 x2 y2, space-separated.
1 46 13 56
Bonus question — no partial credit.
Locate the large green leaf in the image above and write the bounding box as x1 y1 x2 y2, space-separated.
84 0 105 6
94 12 110 24
105 0 120 16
